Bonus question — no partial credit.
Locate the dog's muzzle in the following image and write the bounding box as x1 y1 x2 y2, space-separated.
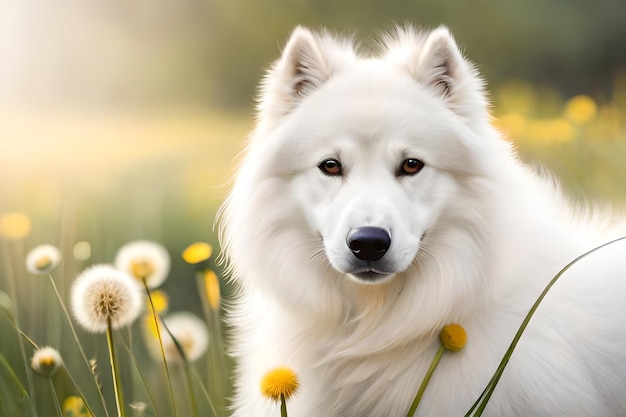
346 226 391 262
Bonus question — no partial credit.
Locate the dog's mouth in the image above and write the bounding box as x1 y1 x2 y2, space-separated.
348 268 395 283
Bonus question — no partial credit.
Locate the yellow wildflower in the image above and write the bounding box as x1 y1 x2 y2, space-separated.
439 324 467 352
203 270 221 311
564 94 597 125
261 366 299 402
62 395 93 417
0 212 31 240
182 242 213 264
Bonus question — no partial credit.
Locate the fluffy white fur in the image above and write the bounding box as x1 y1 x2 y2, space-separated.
219 25 626 416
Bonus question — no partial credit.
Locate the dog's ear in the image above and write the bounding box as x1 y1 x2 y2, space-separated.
386 26 487 118
258 27 353 120
279 27 331 99
411 27 463 99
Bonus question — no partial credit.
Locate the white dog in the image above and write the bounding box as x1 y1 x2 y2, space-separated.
219 25 626 416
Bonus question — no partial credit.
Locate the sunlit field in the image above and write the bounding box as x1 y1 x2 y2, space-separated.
1 74 625 416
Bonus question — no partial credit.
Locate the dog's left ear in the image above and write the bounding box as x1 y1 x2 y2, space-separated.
387 26 487 118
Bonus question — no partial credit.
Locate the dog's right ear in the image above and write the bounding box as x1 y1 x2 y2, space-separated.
258 27 352 119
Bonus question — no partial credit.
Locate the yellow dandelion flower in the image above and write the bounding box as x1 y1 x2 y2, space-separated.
564 94 597 125
0 212 31 240
143 313 162 340
31 346 63 377
182 242 213 264
439 323 467 351
261 367 299 402
203 270 221 311
147 290 169 315
62 395 93 417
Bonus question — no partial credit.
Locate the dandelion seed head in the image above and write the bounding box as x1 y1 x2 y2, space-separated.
261 366 299 401
26 244 62 275
115 240 170 289
31 346 63 377
145 312 208 364
71 264 144 333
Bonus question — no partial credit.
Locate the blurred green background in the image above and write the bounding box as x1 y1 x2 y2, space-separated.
0 0 625 416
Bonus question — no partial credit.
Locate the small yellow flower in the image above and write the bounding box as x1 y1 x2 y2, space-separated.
182 242 213 264
203 270 221 311
260 366 299 402
564 94 597 125
439 324 467 352
62 395 93 417
0 212 31 240
147 290 169 315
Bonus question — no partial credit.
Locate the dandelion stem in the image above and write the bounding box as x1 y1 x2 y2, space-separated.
119 337 159 417
465 236 626 416
406 345 445 417
106 318 126 417
49 378 63 417
47 273 109 417
159 319 200 417
280 393 288 417
191 366 218 417
142 279 178 417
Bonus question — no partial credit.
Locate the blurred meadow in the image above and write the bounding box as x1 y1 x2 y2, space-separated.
1 0 625 416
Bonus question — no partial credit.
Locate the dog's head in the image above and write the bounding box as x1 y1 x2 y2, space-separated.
221 26 505 318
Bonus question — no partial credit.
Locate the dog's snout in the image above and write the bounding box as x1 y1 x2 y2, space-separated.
346 227 391 262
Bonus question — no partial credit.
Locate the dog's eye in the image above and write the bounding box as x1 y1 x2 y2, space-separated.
319 159 342 176
399 158 425 176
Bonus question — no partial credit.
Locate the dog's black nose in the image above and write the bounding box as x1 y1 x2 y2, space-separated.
347 227 391 262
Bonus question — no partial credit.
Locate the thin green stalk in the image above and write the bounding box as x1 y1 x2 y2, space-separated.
159 319 199 417
196 272 227 412
61 366 98 417
142 280 178 417
0 351 37 414
466 237 626 416
406 345 445 417
47 273 109 417
191 367 218 417
2 241 37 411
280 393 288 417
106 319 126 417
48 379 63 417
119 337 159 416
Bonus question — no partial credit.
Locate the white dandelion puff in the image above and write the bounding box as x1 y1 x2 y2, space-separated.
71 264 144 333
146 312 209 364
25 244 62 275
114 240 170 289
31 346 63 377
